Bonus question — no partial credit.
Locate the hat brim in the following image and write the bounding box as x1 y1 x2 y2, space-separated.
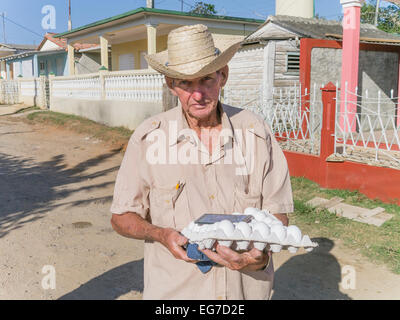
145 41 242 80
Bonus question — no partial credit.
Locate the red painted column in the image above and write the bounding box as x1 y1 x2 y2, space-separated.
320 82 338 160
299 38 312 139
398 54 400 128
340 0 362 133
319 82 338 186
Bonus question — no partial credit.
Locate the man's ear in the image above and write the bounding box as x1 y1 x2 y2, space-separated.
219 65 229 88
165 76 178 96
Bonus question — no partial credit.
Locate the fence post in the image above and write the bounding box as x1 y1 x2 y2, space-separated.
320 82 337 160
99 70 107 100
39 75 46 109
48 74 55 110
0 80 4 104
17 78 22 104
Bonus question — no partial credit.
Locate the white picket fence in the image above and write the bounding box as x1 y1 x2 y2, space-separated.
224 82 400 169
0 80 19 104
334 84 400 168
223 84 323 155
50 70 164 102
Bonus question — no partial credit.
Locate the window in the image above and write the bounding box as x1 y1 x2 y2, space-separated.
119 53 135 71
286 52 300 75
39 61 46 72
22 59 33 77
140 51 148 69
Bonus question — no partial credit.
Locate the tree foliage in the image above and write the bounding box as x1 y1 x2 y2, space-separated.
361 0 400 33
189 2 217 15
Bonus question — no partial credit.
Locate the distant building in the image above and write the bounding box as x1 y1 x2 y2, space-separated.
0 33 99 79
0 43 36 79
226 14 400 113
54 7 263 74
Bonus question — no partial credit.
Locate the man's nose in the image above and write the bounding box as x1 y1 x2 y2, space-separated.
190 85 205 100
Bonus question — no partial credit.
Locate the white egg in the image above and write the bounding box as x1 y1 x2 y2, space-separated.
251 222 271 239
252 211 267 221
188 221 196 230
244 207 260 216
287 225 302 244
235 222 252 238
233 222 251 251
212 222 220 230
199 224 208 232
271 225 287 242
271 220 283 227
261 216 274 226
218 220 235 237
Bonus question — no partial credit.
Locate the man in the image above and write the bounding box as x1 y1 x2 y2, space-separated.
110 24 293 300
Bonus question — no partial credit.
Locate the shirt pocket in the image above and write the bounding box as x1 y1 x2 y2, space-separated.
233 179 262 212
149 179 191 230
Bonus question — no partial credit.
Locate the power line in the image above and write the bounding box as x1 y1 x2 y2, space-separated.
3 15 43 40
176 0 195 11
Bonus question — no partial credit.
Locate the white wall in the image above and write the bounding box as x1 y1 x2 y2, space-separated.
50 97 163 130
40 40 61 51
225 44 264 91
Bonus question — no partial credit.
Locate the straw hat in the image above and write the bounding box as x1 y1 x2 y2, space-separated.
145 24 241 80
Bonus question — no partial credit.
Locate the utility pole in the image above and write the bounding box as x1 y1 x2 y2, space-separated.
1 12 6 44
146 0 154 8
374 0 381 26
68 0 72 31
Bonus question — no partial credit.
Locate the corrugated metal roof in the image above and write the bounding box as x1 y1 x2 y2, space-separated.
246 15 400 45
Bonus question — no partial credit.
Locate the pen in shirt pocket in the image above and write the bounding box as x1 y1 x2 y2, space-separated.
172 180 185 206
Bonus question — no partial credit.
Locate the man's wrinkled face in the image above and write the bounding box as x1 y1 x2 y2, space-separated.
166 66 229 121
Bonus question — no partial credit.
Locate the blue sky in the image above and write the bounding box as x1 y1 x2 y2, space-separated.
0 0 348 46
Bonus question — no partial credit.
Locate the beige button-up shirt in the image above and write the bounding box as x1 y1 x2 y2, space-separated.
110 103 294 300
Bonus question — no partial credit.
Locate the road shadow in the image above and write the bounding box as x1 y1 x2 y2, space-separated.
271 237 351 300
59 259 144 300
0 149 121 238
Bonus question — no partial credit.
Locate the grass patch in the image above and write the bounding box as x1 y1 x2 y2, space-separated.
290 177 400 274
26 111 132 149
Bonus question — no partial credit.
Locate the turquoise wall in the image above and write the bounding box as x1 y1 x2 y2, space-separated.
37 52 68 76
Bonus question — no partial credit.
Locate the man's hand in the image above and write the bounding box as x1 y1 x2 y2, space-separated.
111 213 197 263
200 243 270 271
159 228 197 264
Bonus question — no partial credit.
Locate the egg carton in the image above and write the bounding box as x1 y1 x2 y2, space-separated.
181 208 319 254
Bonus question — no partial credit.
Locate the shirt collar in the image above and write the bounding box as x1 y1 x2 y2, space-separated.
170 102 234 147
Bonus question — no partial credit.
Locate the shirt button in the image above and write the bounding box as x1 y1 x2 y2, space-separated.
209 195 215 200
217 296 223 300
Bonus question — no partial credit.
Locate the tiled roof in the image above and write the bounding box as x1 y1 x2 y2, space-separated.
38 32 98 51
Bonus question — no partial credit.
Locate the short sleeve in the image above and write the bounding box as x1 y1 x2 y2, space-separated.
110 136 150 219
261 123 294 214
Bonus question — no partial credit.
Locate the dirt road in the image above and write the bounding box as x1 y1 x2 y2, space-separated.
1 112 399 300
